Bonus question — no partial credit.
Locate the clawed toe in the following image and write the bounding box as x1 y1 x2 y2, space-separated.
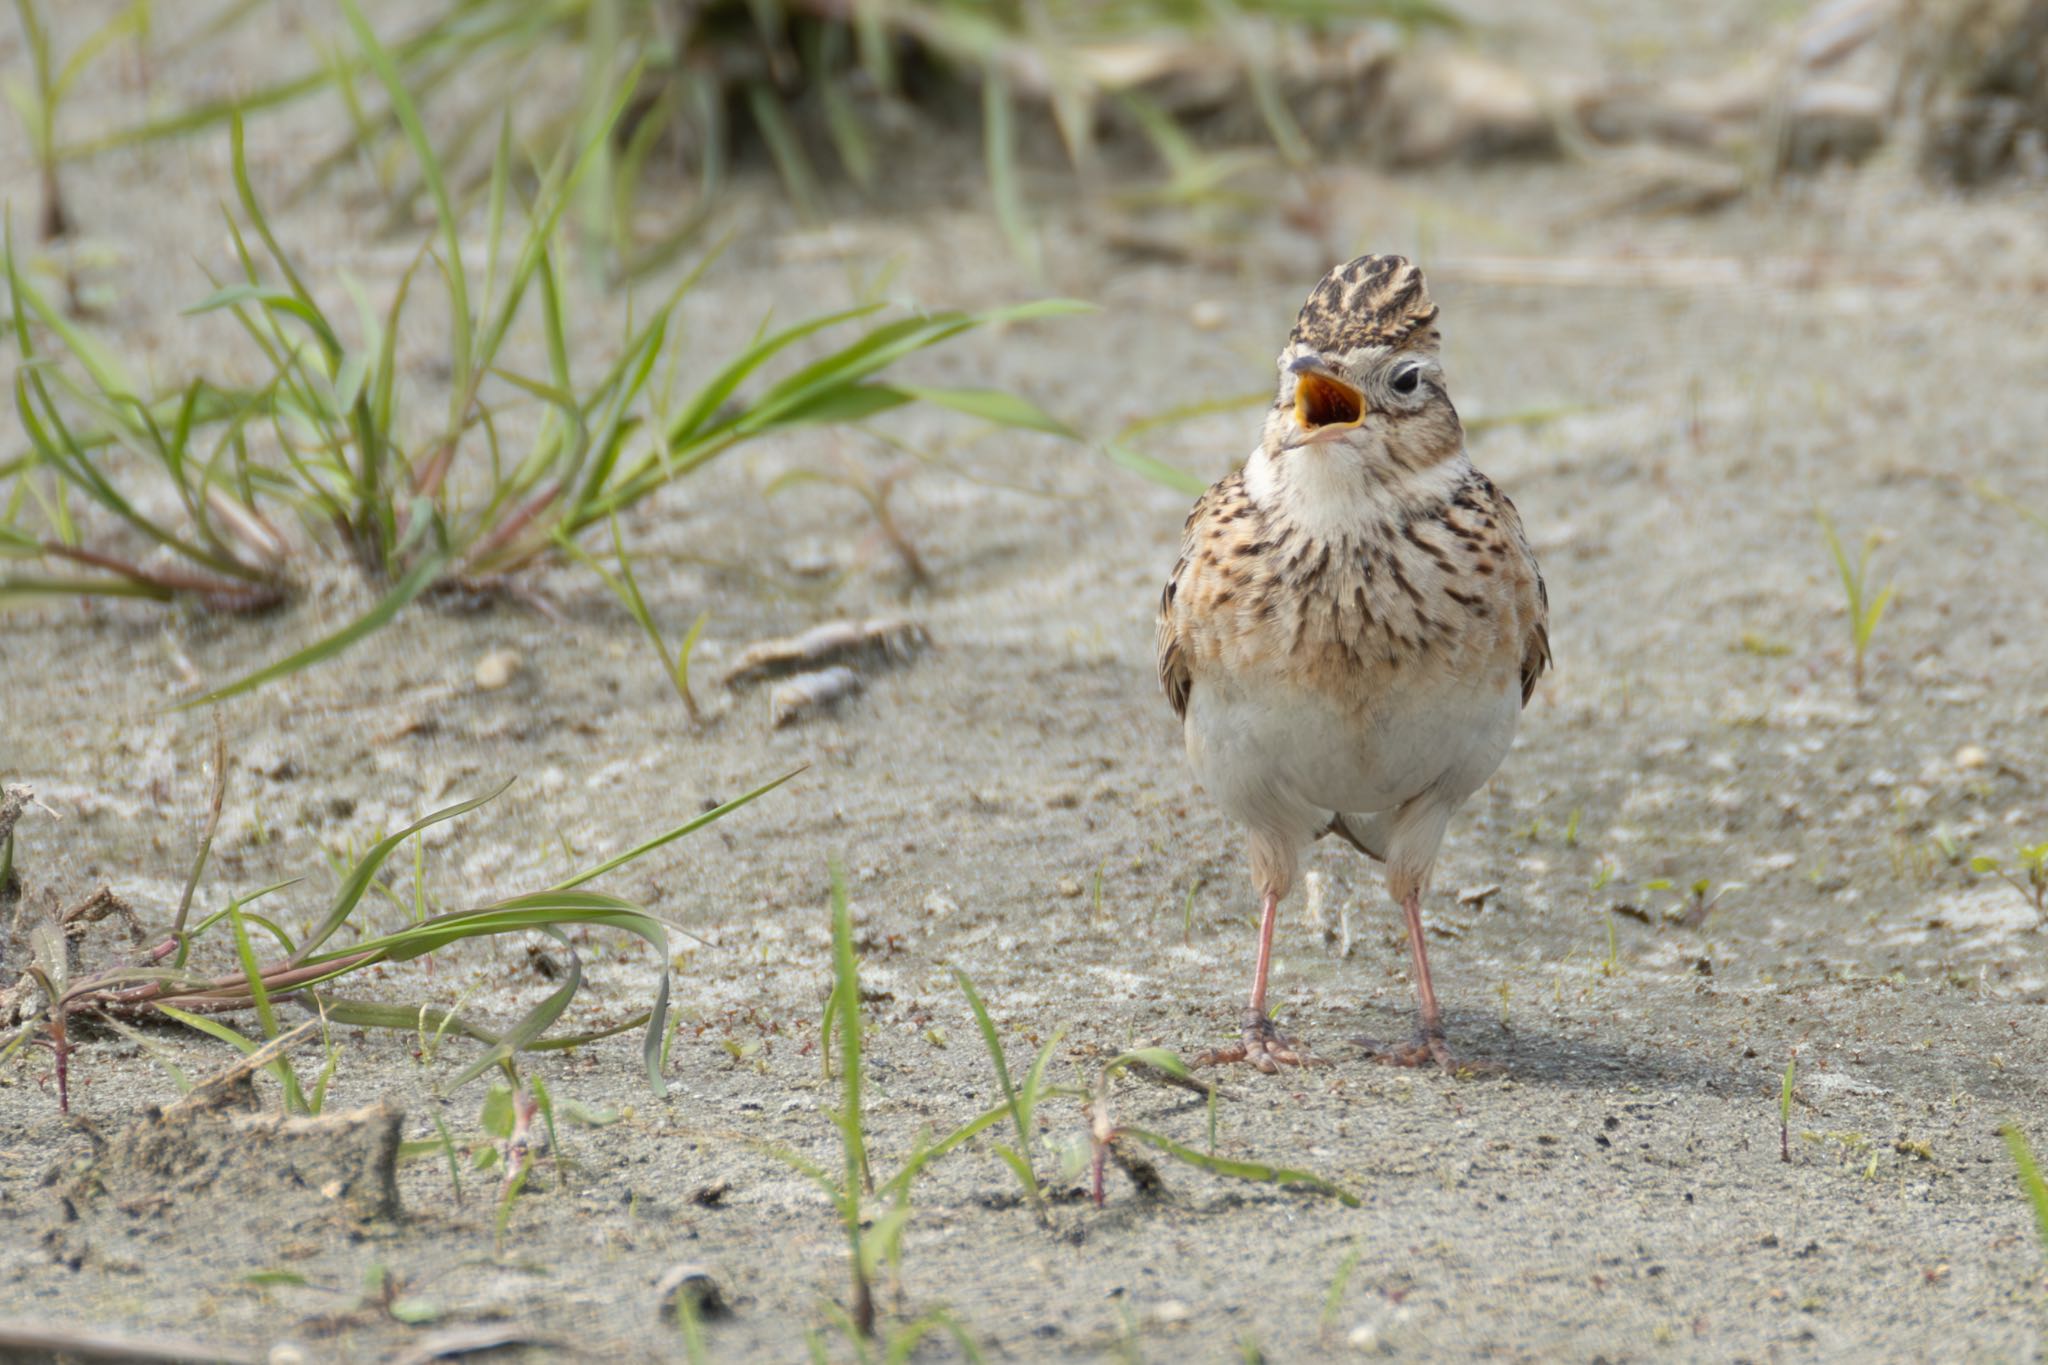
1195 1009 1330 1073
1352 1027 1495 1076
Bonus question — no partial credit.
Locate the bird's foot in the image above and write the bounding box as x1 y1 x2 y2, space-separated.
1353 1027 1497 1076
1195 1009 1329 1074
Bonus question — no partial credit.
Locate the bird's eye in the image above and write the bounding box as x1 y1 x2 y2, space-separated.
1390 365 1421 396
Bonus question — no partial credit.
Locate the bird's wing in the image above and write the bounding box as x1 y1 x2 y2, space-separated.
1156 469 1250 722
1493 487 1551 708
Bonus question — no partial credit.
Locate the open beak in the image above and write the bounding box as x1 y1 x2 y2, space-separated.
1287 356 1366 448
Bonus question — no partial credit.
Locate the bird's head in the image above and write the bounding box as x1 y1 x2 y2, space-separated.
1263 255 1461 473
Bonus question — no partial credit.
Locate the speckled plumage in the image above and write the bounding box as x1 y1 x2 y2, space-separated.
1157 254 1549 1072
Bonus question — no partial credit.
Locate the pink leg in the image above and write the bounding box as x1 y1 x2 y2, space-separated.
1401 889 1444 1043
1195 890 1326 1073
1357 890 1489 1073
1249 888 1280 1016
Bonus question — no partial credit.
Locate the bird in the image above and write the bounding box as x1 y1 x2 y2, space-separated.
1156 253 1549 1074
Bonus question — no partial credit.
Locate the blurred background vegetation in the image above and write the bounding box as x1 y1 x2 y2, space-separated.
3 0 2045 686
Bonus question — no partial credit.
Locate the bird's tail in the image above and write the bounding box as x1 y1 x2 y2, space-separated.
1324 811 1390 862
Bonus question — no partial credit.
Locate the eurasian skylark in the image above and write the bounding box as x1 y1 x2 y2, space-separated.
1158 254 1549 1073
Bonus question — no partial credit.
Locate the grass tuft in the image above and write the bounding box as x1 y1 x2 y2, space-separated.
1814 508 1895 692
4 98 1082 701
0 763 796 1110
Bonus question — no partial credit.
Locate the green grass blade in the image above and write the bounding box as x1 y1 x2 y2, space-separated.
92 1013 194 1095
2005 1124 2048 1251
831 862 871 1192
994 1144 1038 1200
292 778 513 963
875 1102 1011 1199
982 72 1038 277
449 937 582 1090
1105 442 1209 496
338 0 468 404
664 304 885 447
548 768 800 892
182 550 450 708
1018 1027 1066 1127
954 970 1026 1148
152 1003 307 1111
226 901 279 1040
1104 1046 1194 1081
1116 389 1268 441
744 82 820 221
1973 481 2048 536
751 383 912 429
894 385 1075 437
1118 1124 1358 1206
1862 583 1897 646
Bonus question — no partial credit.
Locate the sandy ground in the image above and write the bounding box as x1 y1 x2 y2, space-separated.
6 2 2048 1361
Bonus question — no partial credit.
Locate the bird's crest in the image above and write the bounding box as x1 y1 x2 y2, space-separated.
1287 254 1441 360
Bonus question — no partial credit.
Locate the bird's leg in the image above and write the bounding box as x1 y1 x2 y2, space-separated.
1194 889 1326 1073
1356 889 1492 1074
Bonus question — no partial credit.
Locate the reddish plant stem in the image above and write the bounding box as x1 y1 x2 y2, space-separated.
461 480 563 574
41 543 285 612
91 947 379 1011
51 1009 69 1113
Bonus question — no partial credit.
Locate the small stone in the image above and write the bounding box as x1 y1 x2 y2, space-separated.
1189 300 1227 331
1347 1322 1382 1353
1955 744 1989 770
1056 877 1084 899
923 891 960 919
475 648 522 691
1151 1299 1192 1326
785 540 839 577
656 1264 730 1321
268 1346 311 1365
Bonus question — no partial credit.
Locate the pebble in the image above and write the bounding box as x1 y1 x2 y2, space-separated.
1151 1299 1192 1326
1347 1322 1382 1353
1056 877 1084 898
923 891 960 919
1189 300 1227 331
655 1263 729 1320
1955 744 1989 770
474 648 522 691
769 666 863 727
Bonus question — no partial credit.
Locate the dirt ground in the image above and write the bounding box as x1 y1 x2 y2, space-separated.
6 2 2048 1361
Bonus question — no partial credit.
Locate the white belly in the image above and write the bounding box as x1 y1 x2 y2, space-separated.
1184 669 1519 841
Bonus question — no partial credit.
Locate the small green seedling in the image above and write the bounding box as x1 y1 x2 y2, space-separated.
2002 1124 2048 1256
1973 482 2048 538
1779 1053 1797 1164
1643 877 1739 927
554 516 710 724
1319 1246 1364 1341
1085 1047 1355 1209
3 0 149 239
956 968 1063 1226
1970 843 2048 920
1815 509 1896 691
